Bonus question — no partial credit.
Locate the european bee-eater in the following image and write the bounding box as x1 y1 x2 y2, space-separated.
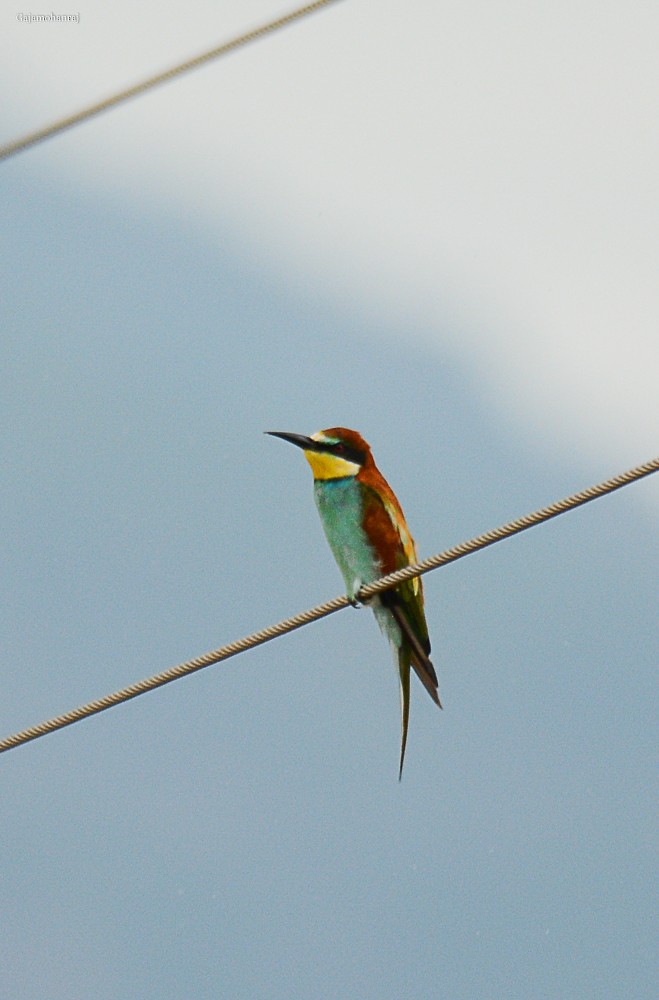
267 427 441 778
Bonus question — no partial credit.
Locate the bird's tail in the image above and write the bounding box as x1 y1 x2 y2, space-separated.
374 596 441 778
397 647 411 781
387 599 442 709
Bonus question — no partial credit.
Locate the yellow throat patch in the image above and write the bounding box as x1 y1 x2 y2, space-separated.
303 449 360 480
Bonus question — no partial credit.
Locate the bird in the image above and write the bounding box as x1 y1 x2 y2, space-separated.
266 427 441 778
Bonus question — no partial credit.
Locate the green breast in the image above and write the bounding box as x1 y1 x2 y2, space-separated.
313 478 380 599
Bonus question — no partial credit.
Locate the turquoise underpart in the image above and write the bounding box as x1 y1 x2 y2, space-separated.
314 478 376 598
313 477 401 648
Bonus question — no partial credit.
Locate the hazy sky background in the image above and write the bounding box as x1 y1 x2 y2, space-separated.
2 3 657 998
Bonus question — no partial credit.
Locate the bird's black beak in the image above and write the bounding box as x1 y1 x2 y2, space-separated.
265 431 317 452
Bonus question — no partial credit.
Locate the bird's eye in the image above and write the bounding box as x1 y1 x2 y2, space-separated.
334 443 345 453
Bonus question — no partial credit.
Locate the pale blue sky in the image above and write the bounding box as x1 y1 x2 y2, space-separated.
2 4 657 998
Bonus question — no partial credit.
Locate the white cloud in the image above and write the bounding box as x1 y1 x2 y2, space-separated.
4 0 658 496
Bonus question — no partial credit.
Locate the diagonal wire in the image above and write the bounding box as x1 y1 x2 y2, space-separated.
0 0 345 162
1 455 656 756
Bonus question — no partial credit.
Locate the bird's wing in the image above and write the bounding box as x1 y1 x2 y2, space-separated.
360 485 440 708
385 595 441 708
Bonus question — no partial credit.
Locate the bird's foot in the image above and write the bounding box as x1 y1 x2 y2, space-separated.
348 579 370 608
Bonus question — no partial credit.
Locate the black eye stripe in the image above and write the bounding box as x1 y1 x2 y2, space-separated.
305 438 365 465
330 442 365 464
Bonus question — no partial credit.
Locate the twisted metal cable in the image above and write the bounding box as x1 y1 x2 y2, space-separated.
0 0 345 162
0 455 656 755
358 455 659 598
